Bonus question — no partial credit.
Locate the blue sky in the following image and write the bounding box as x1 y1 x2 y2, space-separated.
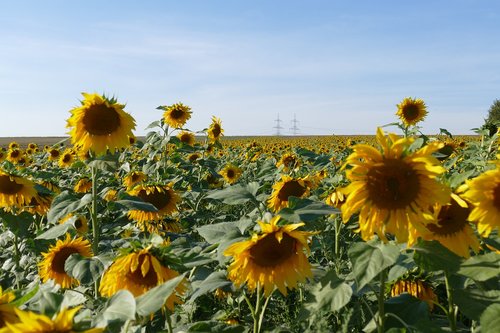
1 0 499 136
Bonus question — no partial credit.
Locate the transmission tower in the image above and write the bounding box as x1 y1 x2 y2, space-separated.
273 114 284 136
290 113 300 135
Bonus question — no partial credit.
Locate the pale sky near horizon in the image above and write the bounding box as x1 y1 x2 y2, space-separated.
1 0 499 137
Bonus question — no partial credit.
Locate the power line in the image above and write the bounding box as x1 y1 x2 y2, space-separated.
273 114 284 136
290 113 299 135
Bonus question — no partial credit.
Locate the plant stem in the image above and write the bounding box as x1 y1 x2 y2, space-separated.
13 233 21 289
254 284 262 333
377 268 387 333
444 272 457 332
258 291 272 333
90 165 100 296
165 310 173 333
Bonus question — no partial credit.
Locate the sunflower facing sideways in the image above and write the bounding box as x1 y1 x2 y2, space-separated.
219 164 243 184
396 97 428 127
341 127 450 243
268 175 311 212
38 234 93 288
0 170 37 210
207 116 223 142
162 102 192 128
224 215 315 297
99 247 187 311
0 306 103 333
66 92 136 156
177 131 196 146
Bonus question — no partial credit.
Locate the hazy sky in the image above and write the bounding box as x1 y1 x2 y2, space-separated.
1 0 499 136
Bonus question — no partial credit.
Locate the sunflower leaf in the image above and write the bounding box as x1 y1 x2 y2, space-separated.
452 288 500 320
205 182 260 205
305 269 352 313
189 271 232 302
279 197 338 223
135 274 186 316
0 210 34 237
47 191 92 224
457 252 500 282
35 222 72 240
480 303 500 333
65 254 105 285
98 290 136 324
412 240 462 273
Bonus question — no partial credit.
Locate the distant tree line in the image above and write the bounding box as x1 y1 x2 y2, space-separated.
483 99 500 136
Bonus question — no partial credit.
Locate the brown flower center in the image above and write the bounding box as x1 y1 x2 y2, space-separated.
226 169 235 179
170 108 186 120
50 149 60 158
427 200 469 235
138 188 171 210
62 154 72 163
277 180 307 202
366 159 420 210
250 232 296 267
402 104 420 121
83 103 121 135
0 175 23 194
127 254 158 287
493 182 500 210
51 247 79 274
210 125 221 138
9 150 20 158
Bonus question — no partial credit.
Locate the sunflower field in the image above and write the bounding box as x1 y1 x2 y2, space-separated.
0 93 499 333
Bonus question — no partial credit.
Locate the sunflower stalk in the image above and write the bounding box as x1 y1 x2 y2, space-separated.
13 233 21 289
90 164 100 296
444 271 457 332
376 268 387 333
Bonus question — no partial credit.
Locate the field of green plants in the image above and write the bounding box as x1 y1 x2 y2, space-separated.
0 94 498 333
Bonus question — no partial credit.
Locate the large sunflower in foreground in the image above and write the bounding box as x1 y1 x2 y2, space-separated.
0 287 18 328
207 116 223 142
38 234 93 288
341 128 450 242
224 216 314 297
1 306 103 333
99 247 187 311
127 184 180 234
461 167 500 237
396 97 428 127
219 164 242 184
268 175 310 212
66 92 136 156
0 170 37 210
162 102 192 128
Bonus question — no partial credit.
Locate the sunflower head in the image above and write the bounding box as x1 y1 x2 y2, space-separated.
325 188 347 210
162 102 192 128
396 97 428 127
47 148 61 161
276 153 300 171
268 175 310 212
390 278 437 311
6 149 23 164
123 171 147 189
66 92 136 156
0 287 18 328
8 142 19 150
60 213 89 235
0 170 37 210
224 215 314 297
219 164 243 184
38 234 93 288
74 177 92 193
177 131 196 146
207 116 224 142
58 149 74 168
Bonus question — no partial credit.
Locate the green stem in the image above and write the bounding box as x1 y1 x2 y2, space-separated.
165 310 173 333
257 290 272 333
444 272 457 332
377 269 387 333
254 284 261 333
13 233 21 289
90 165 100 296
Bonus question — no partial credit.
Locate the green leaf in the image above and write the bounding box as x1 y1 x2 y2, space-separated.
412 240 462 273
452 288 500 320
87 156 118 172
47 191 92 224
480 303 500 333
206 182 260 205
196 221 245 244
115 199 158 212
0 211 33 236
135 274 186 316
189 271 232 302
305 269 352 313
65 254 105 285
348 241 400 291
186 321 245 332
10 285 40 307
457 252 500 282
35 223 72 240
101 290 136 322
278 197 338 223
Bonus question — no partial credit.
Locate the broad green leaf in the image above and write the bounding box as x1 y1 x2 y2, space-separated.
452 288 500 320
186 321 245 332
206 182 260 205
306 269 352 313
101 290 136 322
35 223 72 240
47 191 92 224
480 303 500 333
11 285 40 307
0 211 33 237
348 241 400 291
412 240 462 273
279 197 338 223
189 271 232 302
135 274 186 316
65 254 105 285
457 252 500 282
115 199 158 212
87 156 118 172
196 221 244 244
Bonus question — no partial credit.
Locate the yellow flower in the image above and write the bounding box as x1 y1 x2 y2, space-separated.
7 142 19 150
6 149 22 164
390 279 437 311
219 164 242 184
268 175 310 212
224 216 314 297
177 131 195 145
396 97 428 127
276 153 300 172
99 248 187 311
1 306 103 333
162 102 192 128
461 167 500 237
341 128 450 243
47 148 61 162
207 116 223 142
0 170 37 210
325 188 346 210
23 190 53 216
0 287 18 328
58 150 74 168
73 177 92 193
66 93 136 156
38 234 93 288
123 171 147 189
59 213 89 235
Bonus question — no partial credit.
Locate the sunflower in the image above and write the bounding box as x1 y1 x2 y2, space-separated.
461 167 500 237
276 153 300 172
127 185 180 233
0 170 37 210
103 188 118 202
74 177 92 193
8 142 18 150
24 190 53 216
177 131 195 146
268 175 310 212
60 213 89 235
396 97 428 127
58 150 74 168
47 148 61 162
0 287 18 328
325 188 347 210
2 306 103 333
6 149 22 164
187 152 201 163
162 102 192 128
123 171 147 189
0 151 5 163
99 247 187 311
128 135 137 145
390 279 437 311
219 164 242 184
207 116 223 142
66 92 136 156
38 234 93 288
341 127 450 243
410 195 480 258
224 215 314 297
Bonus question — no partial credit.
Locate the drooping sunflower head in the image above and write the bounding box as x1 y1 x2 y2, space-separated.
268 175 310 212
24 189 53 216
99 247 187 311
325 188 347 210
207 116 224 142
390 278 437 311
0 287 18 328
0 170 37 210
123 171 147 189
396 97 428 127
177 131 196 146
341 127 451 243
219 164 243 184
276 153 300 172
38 233 93 288
224 215 315 297
66 92 136 156
162 102 192 128
73 177 92 193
